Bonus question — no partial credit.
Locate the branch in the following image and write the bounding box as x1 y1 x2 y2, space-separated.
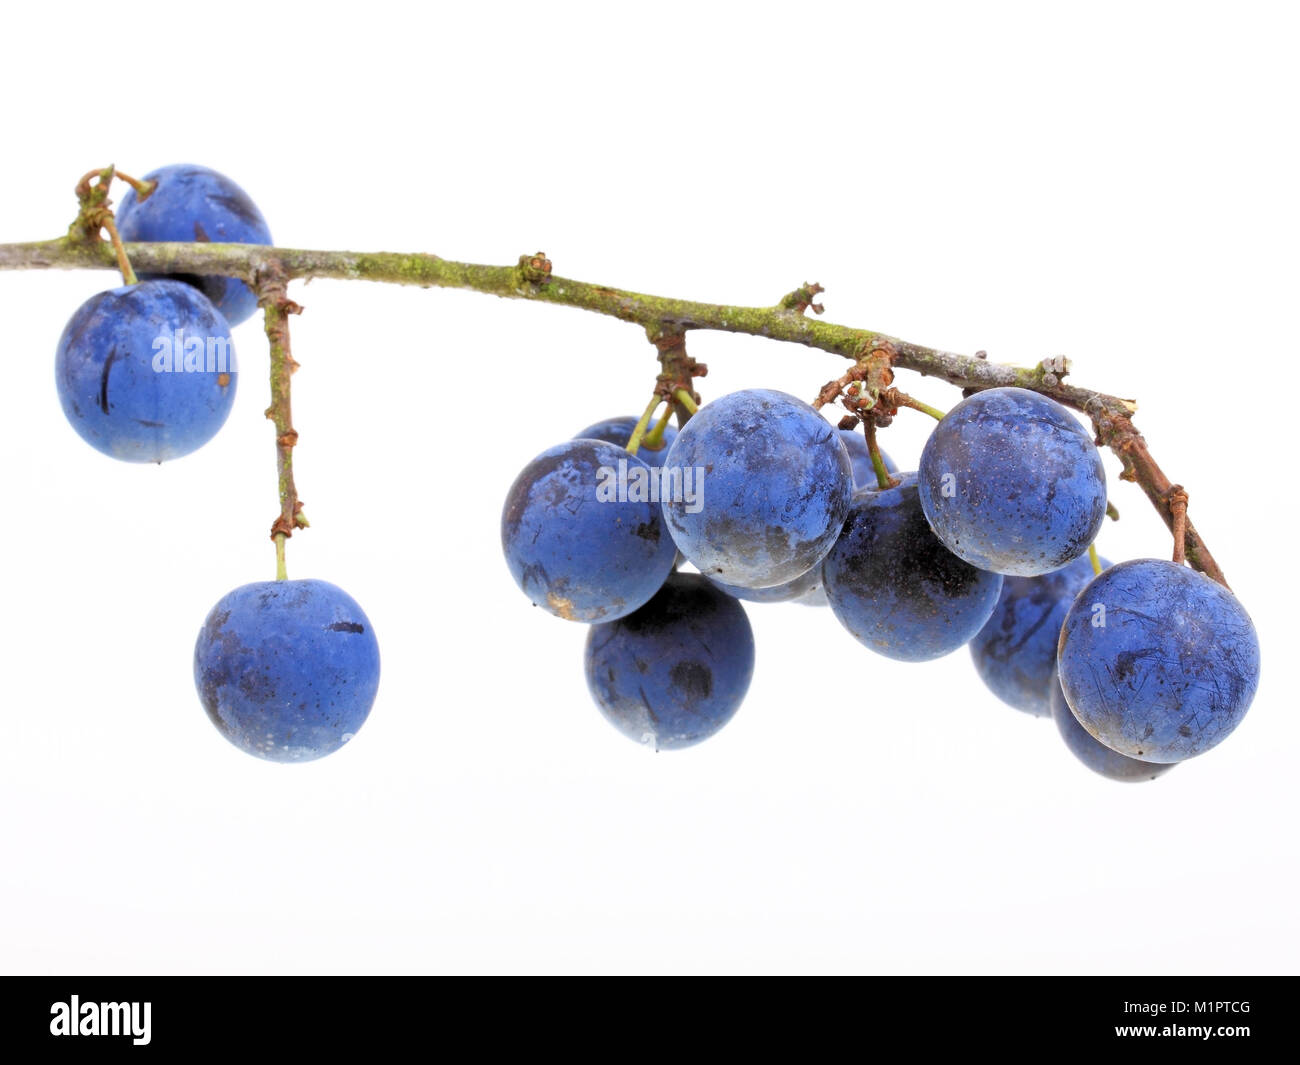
0 234 1226 585
255 267 308 576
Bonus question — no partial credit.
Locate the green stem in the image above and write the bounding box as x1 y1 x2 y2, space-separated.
625 395 663 456
673 389 699 415
275 533 288 581
894 392 946 421
1088 542 1102 576
641 413 670 452
114 171 156 200
864 419 897 491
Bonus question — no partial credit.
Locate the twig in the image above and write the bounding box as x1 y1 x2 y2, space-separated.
779 281 825 316
255 268 308 577
1167 486 1189 566
648 327 704 428
0 233 1226 585
1089 412 1220 584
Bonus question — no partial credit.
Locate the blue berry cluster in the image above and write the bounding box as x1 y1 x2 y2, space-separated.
505 385 1260 776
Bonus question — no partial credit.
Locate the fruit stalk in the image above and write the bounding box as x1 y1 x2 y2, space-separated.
0 234 1225 585
624 395 663 456
884 388 946 422
863 418 898 491
672 389 698 415
99 217 138 286
255 270 308 575
67 168 139 286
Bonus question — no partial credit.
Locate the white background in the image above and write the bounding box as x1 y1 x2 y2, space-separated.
0 1 1295 975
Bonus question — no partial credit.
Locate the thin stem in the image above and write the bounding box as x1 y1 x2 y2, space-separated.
641 413 670 452
863 419 898 491
1168 486 1189 566
258 273 308 564
114 171 156 200
100 217 137 285
73 169 107 200
625 395 663 456
673 389 699 415
892 390 946 421
1088 542 1102 576
275 533 288 581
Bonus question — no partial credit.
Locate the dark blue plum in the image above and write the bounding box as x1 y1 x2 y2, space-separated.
116 164 272 327
584 573 755 750
823 474 1004 661
55 280 237 463
838 428 897 487
574 415 678 469
194 580 381 763
1058 559 1260 763
707 563 823 604
502 439 677 622
662 389 853 588
969 553 1110 717
918 387 1107 576
1049 678 1172 783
